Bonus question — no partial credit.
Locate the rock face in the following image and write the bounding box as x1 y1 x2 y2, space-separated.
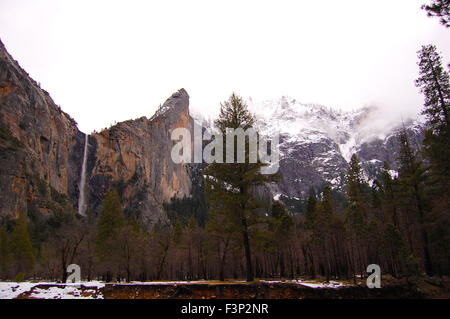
0 39 192 227
87 89 192 226
0 39 83 219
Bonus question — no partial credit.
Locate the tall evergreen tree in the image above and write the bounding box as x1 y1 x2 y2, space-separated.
378 162 400 227
204 93 271 282
315 187 334 281
344 154 368 277
416 45 450 194
416 45 450 132
416 44 450 276
397 128 433 276
304 193 317 230
345 154 367 233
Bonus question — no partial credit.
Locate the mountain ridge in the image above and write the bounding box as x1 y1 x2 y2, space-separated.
0 38 425 224
192 96 424 205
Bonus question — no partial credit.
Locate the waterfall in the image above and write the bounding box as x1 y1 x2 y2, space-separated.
78 135 89 216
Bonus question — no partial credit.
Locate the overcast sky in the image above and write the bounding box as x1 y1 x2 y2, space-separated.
1 0 449 133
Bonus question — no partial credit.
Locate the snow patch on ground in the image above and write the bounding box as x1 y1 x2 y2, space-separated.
298 280 345 289
125 281 212 285
260 279 347 289
28 285 102 299
0 282 37 299
0 281 105 299
1 279 350 299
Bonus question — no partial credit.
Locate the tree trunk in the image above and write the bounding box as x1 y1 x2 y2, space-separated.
279 250 286 278
241 216 254 282
414 184 433 276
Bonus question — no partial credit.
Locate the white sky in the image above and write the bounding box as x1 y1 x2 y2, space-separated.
0 0 449 133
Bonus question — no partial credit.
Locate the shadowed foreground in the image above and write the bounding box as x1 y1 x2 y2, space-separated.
6 277 449 299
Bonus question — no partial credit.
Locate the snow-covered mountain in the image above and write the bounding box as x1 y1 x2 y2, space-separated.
252 96 424 199
193 96 424 207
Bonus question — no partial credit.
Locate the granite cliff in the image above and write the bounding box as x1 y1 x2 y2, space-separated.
0 39 192 227
86 89 192 226
0 39 82 220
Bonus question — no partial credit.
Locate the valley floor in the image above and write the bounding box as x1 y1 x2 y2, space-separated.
1 276 448 299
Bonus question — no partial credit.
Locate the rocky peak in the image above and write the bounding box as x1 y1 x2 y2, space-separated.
86 88 193 227
150 88 189 122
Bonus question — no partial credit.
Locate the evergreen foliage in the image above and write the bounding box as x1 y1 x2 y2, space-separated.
9 211 34 276
204 93 272 282
422 0 450 27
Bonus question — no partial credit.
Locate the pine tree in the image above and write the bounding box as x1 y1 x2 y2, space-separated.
379 162 400 227
422 0 450 27
371 163 408 277
344 154 368 278
312 187 334 245
270 201 293 278
314 187 335 280
301 191 318 278
305 193 317 230
397 128 433 276
415 44 450 276
416 44 450 132
345 154 367 234
97 190 124 253
416 45 450 194
204 93 271 282
319 186 334 219
10 211 34 277
382 223 406 278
